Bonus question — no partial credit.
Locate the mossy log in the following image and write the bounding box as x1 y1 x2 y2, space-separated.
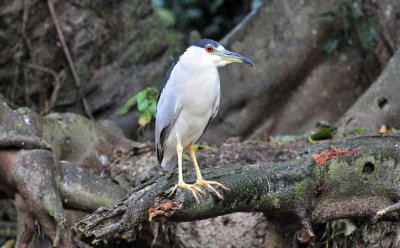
73 133 400 244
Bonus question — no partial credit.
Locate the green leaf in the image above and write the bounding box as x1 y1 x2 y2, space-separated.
154 8 176 25
331 1 342 11
138 99 150 112
148 101 157 116
183 152 191 161
138 112 151 127
310 126 336 140
147 87 160 95
352 127 368 132
324 30 345 53
194 144 214 151
343 14 352 31
308 135 315 144
136 90 148 104
14 51 24 59
320 11 336 26
324 37 340 54
151 0 164 8
350 1 361 19
186 8 202 19
358 17 378 50
100 53 108 65
122 86 159 126
121 95 138 114
210 0 224 13
136 90 149 112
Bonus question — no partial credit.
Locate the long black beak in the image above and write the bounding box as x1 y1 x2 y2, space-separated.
218 50 255 66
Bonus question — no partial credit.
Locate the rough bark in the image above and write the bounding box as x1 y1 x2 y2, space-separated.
0 0 183 135
337 48 400 133
74 133 400 246
202 0 393 143
2 0 399 144
0 149 127 247
1 0 400 247
173 212 268 248
0 99 133 247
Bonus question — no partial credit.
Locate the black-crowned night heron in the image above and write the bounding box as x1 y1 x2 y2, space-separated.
156 39 254 202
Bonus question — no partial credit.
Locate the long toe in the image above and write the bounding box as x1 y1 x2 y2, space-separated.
170 182 207 202
193 185 206 195
206 180 230 191
195 179 230 199
186 186 200 202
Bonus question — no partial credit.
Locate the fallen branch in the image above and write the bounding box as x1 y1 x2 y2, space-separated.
24 63 62 113
73 133 400 244
46 0 93 119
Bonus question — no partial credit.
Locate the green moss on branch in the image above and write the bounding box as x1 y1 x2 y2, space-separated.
74 133 400 243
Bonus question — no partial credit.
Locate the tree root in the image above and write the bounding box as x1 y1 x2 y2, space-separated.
0 149 126 247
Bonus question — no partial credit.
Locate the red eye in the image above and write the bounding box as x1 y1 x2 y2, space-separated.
205 45 213 52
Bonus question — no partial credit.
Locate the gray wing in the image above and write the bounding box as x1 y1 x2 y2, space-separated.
158 58 178 102
155 60 180 164
155 104 175 164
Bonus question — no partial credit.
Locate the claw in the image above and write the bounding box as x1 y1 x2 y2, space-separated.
195 179 230 199
193 186 206 195
170 182 206 202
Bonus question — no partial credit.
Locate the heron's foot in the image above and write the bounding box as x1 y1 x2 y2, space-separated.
170 181 205 202
194 179 230 199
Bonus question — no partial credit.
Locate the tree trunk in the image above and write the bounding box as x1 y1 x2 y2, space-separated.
337 48 400 133
203 0 396 143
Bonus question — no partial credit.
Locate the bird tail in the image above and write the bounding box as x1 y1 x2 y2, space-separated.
161 154 177 171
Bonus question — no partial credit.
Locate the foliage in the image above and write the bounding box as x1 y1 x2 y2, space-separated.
321 0 378 54
352 127 368 132
151 0 263 42
308 126 337 144
274 135 305 144
121 87 159 127
183 144 214 161
319 220 357 246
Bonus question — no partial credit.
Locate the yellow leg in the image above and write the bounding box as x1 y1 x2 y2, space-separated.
170 141 205 202
176 140 184 184
189 144 230 199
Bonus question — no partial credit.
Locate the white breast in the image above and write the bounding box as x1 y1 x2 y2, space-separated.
166 62 220 149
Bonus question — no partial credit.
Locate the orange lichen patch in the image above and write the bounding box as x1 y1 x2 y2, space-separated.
314 181 323 197
312 146 361 166
148 200 183 222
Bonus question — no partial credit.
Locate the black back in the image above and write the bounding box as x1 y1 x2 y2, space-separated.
158 58 179 102
191 39 220 49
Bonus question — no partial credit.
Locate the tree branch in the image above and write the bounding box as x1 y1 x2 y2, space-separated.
74 133 400 244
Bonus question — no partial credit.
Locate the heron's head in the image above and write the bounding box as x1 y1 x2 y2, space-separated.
181 39 255 68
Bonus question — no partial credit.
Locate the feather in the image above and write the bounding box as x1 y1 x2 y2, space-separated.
158 58 179 103
196 95 220 143
155 58 180 166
